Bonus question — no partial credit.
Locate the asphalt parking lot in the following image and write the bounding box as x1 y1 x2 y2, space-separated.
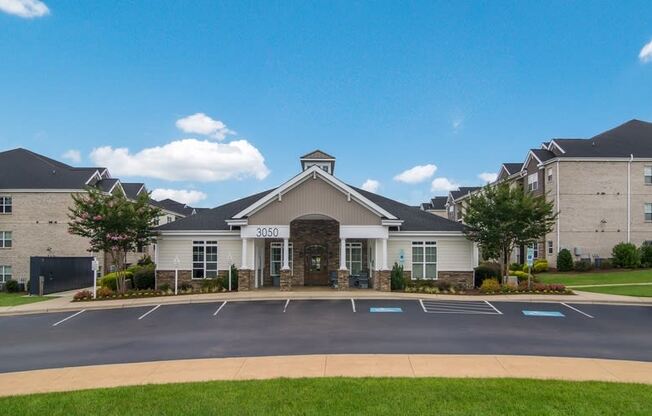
1 299 651 373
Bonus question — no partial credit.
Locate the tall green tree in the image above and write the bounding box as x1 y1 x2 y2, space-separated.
68 187 161 293
462 183 557 283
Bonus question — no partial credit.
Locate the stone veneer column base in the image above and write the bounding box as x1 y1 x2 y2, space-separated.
238 269 254 291
280 269 292 291
437 271 474 289
376 270 391 292
337 269 349 290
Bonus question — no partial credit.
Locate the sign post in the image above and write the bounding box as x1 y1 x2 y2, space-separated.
227 253 233 291
526 246 535 290
91 257 99 299
173 256 180 295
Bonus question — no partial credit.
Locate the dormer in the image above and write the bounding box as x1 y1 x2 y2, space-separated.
299 149 336 174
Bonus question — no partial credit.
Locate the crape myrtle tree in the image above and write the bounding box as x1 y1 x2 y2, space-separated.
462 182 557 286
68 187 161 293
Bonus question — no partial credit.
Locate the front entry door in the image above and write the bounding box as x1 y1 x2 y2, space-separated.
304 244 328 286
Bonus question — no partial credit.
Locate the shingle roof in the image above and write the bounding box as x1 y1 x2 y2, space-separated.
150 198 196 217
0 148 101 190
450 187 481 201
300 149 335 160
430 196 447 210
530 149 556 163
122 183 146 200
553 119 652 158
158 185 465 233
420 202 433 210
503 163 523 175
96 178 120 193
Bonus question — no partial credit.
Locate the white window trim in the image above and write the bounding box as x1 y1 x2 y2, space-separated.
645 203 652 223
527 173 539 192
411 241 438 280
0 197 11 214
0 231 12 249
192 240 218 279
346 242 363 275
547 240 554 255
270 242 293 276
0 265 11 283
645 166 652 185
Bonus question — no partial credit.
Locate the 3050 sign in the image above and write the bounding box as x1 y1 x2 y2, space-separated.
255 227 279 238
241 225 289 239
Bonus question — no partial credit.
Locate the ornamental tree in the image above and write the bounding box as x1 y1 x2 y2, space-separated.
462 182 557 284
68 187 161 293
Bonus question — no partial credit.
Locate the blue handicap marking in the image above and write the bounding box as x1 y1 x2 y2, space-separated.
370 307 403 313
522 310 565 317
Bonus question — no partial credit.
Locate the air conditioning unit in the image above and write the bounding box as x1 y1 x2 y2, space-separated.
574 247 582 256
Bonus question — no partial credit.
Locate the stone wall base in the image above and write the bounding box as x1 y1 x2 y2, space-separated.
337 269 348 290
280 269 292 291
376 270 391 292
436 271 474 289
238 269 254 291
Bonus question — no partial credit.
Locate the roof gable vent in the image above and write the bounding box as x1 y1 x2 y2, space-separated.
299 149 336 174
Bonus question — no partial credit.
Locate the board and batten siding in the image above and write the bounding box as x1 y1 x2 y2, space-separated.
156 236 242 271
387 236 474 272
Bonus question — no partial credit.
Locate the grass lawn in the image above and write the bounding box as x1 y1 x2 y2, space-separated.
571 285 652 297
1 378 651 416
0 292 54 307
538 269 652 286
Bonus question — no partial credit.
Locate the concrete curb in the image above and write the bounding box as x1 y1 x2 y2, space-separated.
1 354 652 397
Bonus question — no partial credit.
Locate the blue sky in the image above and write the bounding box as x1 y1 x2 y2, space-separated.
1 1 652 207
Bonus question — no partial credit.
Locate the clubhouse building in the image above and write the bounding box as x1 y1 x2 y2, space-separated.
154 151 478 291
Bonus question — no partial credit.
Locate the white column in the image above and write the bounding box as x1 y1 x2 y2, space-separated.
241 238 248 269
282 238 290 270
339 238 347 270
381 238 388 270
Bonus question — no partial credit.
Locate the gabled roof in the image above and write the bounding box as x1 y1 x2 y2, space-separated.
429 196 448 210
450 187 481 201
420 202 433 211
96 178 121 193
122 183 146 200
300 149 335 160
0 148 103 190
530 149 556 163
150 198 198 217
502 163 523 176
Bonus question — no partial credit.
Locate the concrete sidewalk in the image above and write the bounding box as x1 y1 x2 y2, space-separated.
1 288 651 316
1 354 651 397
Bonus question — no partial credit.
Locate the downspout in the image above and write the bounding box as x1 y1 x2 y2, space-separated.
627 154 633 243
556 161 560 251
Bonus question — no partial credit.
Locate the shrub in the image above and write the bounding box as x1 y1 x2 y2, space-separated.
137 255 154 266
179 281 193 292
640 244 652 268
73 290 92 301
436 280 451 292
557 249 573 271
573 260 593 272
597 258 613 270
132 264 155 290
4 279 19 293
532 259 548 273
96 287 113 298
200 278 222 292
100 271 134 291
390 262 406 291
474 263 500 288
158 283 171 293
509 263 522 271
612 242 640 268
479 278 501 294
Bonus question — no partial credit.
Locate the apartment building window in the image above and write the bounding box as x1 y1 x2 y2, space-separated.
645 167 652 185
547 241 554 255
192 240 218 279
0 232 11 248
346 242 363 275
270 242 293 276
527 173 539 192
0 197 11 214
167 216 174 223
645 203 652 222
529 242 540 259
547 168 553 182
412 241 437 279
0 266 11 283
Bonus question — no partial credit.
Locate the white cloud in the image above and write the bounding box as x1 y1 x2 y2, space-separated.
62 149 81 164
361 179 380 193
639 39 652 63
175 113 235 140
90 139 270 182
393 164 437 184
452 116 464 132
0 0 49 18
430 177 459 193
151 188 207 206
478 172 498 183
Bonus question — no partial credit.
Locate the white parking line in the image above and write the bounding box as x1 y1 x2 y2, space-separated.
351 298 356 313
561 302 594 318
419 299 427 313
52 310 85 327
213 301 228 317
484 300 503 315
283 299 290 313
138 305 161 320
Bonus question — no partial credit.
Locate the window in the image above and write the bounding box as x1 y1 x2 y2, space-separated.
0 231 12 248
167 216 173 223
529 242 540 259
346 242 363 275
547 241 554 255
0 197 11 214
645 167 652 185
0 266 11 283
527 173 539 192
192 241 218 279
646 203 652 222
270 242 293 276
547 168 553 182
412 241 437 279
